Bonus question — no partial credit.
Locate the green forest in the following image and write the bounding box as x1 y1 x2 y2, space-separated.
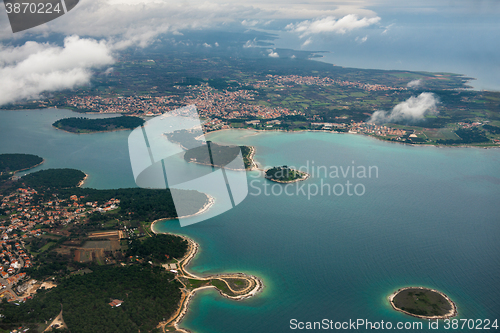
184 141 252 169
0 265 182 333
127 234 188 262
0 153 43 174
265 166 304 182
53 116 144 133
21 168 86 188
59 187 208 222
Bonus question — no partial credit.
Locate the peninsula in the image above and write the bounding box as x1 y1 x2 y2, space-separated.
265 165 309 183
150 224 263 332
389 287 457 319
52 116 144 133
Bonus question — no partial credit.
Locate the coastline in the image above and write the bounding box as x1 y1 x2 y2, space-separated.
52 125 135 135
77 173 89 188
151 220 263 333
388 286 457 320
10 159 45 175
206 127 500 149
247 145 258 170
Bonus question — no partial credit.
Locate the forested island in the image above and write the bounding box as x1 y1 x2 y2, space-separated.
184 141 255 170
52 116 144 133
0 153 43 174
265 166 309 183
389 287 457 319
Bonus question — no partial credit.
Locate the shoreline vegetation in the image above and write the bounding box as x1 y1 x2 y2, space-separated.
150 219 263 333
389 287 457 320
52 116 144 134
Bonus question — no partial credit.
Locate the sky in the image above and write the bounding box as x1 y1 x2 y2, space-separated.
0 0 499 105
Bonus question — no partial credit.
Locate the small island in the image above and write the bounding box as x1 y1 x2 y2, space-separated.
53 116 144 133
184 141 256 170
389 287 457 319
265 165 309 183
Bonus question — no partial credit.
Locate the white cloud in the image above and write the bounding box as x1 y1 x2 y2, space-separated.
203 43 212 48
286 14 381 37
241 20 259 27
214 42 219 47
268 49 279 57
104 67 114 75
368 92 438 124
0 0 380 47
0 0 258 45
355 35 368 43
0 36 114 106
301 37 313 47
382 23 395 34
243 39 257 48
407 79 422 88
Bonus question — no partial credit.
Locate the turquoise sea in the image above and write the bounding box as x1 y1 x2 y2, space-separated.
1 109 499 332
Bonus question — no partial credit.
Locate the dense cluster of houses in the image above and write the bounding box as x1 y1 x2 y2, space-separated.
0 188 121 301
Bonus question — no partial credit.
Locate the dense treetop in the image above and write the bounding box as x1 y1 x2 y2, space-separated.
53 116 144 133
0 265 181 333
184 141 253 169
265 166 305 182
22 168 86 188
0 153 43 173
128 234 188 262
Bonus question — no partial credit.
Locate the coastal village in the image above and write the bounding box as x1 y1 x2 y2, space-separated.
0 186 120 303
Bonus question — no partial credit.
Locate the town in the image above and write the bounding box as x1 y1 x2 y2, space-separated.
0 186 120 302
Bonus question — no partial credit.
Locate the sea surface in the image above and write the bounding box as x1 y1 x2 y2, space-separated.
1 109 499 332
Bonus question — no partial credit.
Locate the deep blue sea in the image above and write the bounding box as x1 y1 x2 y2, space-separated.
1 109 499 332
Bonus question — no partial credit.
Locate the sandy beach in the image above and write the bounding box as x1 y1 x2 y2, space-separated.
77 173 88 188
150 194 215 231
